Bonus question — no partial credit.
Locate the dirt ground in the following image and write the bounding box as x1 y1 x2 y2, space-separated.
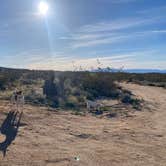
0 83 166 166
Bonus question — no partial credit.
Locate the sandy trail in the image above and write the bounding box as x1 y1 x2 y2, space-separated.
0 83 166 166
121 83 166 132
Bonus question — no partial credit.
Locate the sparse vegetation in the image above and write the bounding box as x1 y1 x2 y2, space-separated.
0 67 165 111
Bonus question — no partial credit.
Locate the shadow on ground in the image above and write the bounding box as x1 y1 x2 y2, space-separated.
0 111 22 157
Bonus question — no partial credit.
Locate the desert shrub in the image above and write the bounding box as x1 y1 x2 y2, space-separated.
65 102 76 108
158 83 166 88
121 93 141 110
95 110 103 115
1 67 165 110
43 76 58 99
64 95 79 108
0 75 8 90
106 112 117 118
81 72 118 98
101 106 112 112
72 110 85 116
128 73 166 85
121 94 133 104
25 89 46 105
0 83 6 90
25 94 46 105
46 99 59 108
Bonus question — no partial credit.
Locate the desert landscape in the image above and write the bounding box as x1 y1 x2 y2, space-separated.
1 0 166 165
0 80 166 166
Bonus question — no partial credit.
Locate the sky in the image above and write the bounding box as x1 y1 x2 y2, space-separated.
0 0 166 71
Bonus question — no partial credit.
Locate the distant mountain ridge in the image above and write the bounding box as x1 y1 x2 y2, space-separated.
124 69 166 73
0 66 166 73
92 68 166 73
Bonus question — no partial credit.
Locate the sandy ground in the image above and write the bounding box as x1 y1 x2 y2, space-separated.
0 83 166 166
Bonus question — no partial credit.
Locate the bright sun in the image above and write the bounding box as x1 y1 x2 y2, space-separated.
38 1 49 16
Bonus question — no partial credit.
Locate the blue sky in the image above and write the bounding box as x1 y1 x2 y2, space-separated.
0 0 166 70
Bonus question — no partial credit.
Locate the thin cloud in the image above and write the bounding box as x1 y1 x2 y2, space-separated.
111 0 138 3
70 30 166 48
5 49 75 69
67 15 166 48
27 50 152 70
138 6 166 14
78 17 161 33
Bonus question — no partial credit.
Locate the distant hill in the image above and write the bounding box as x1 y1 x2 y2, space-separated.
0 66 166 73
124 69 166 74
92 68 166 74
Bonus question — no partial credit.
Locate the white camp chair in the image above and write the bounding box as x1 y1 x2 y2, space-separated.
86 100 102 112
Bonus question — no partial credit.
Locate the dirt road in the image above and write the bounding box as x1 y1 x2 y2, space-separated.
0 83 166 166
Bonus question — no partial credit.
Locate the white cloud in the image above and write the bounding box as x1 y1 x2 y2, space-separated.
66 15 166 48
2 49 165 70
21 50 163 71
70 29 166 48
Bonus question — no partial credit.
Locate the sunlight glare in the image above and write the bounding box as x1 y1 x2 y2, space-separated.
38 1 49 16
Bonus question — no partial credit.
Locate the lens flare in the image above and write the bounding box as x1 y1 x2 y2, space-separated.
38 1 49 15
